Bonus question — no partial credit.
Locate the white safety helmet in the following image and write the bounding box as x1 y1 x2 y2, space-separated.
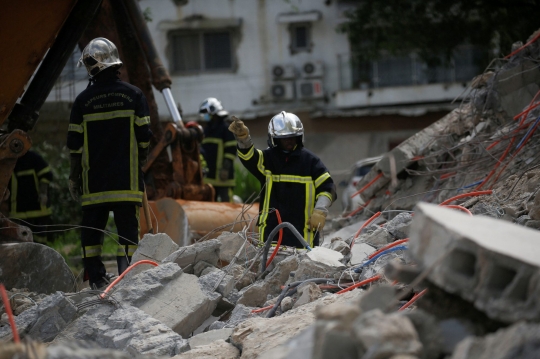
78 37 123 77
268 111 304 147
199 97 228 121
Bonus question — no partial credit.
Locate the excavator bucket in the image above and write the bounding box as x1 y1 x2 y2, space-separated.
140 199 259 246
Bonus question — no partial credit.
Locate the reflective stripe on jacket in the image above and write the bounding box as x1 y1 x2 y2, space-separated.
238 144 335 247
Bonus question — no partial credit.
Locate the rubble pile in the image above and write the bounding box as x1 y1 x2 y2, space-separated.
3 32 540 359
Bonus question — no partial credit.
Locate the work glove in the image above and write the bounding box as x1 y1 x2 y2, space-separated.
308 209 327 232
228 116 249 140
69 156 82 202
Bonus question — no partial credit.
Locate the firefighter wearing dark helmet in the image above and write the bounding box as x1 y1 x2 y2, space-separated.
199 97 236 202
229 112 336 248
66 37 152 289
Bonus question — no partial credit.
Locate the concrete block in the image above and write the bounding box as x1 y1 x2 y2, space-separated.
327 239 350 255
172 339 240 359
409 202 540 323
111 262 220 337
0 243 75 294
306 247 344 267
293 258 338 282
223 263 257 290
194 261 216 277
358 285 398 314
209 304 254 330
385 212 413 239
163 239 221 274
217 232 257 264
189 328 234 348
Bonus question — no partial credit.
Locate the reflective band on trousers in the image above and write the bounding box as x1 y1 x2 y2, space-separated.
83 245 102 258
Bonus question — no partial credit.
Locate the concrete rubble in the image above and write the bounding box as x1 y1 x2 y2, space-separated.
4 31 540 359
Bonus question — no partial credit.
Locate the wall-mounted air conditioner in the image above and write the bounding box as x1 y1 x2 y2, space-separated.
271 81 295 101
271 64 296 80
296 79 324 99
301 61 324 78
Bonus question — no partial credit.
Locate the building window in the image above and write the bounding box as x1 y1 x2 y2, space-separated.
170 30 234 73
289 23 312 54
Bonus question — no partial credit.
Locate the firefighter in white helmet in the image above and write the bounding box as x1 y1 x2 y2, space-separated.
67 37 152 289
199 97 236 202
229 112 336 248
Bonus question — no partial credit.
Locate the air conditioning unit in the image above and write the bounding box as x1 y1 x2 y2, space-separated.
296 79 324 99
301 61 324 78
271 64 296 80
270 81 295 101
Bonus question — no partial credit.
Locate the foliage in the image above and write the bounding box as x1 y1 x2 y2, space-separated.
234 161 261 203
338 0 540 67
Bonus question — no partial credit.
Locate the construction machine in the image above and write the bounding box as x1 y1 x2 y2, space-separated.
0 0 258 244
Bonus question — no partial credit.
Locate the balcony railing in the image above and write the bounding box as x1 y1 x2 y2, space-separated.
338 45 484 91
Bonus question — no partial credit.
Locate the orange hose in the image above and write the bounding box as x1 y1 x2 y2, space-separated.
251 304 274 313
346 198 373 218
100 260 159 299
505 32 540 59
0 283 19 343
368 239 409 259
335 275 381 294
399 289 428 311
266 209 284 268
350 172 383 198
440 172 457 180
351 211 381 249
438 190 492 206
443 205 473 216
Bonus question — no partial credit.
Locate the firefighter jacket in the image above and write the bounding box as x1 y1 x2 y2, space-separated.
202 117 236 187
238 144 336 247
9 150 52 219
67 77 152 208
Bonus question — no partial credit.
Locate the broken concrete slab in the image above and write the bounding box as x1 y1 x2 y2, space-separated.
232 290 364 359
188 328 234 348
353 309 422 358
163 239 221 274
172 339 240 359
209 304 254 330
358 285 398 314
0 243 75 294
198 269 235 297
350 242 376 266
385 212 413 239
128 232 179 277
223 263 257 290
53 303 189 357
409 202 540 323
0 292 77 343
110 262 220 338
217 231 257 264
293 258 339 282
293 282 322 309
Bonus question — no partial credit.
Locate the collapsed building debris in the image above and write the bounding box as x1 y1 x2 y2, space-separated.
3 31 540 359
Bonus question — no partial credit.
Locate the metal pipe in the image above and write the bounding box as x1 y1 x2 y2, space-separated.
162 88 184 127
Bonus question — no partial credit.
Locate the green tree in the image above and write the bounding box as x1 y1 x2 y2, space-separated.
338 0 540 67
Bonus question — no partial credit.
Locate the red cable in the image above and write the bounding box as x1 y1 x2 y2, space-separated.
505 32 540 59
251 304 274 313
0 283 20 343
100 260 159 299
346 198 373 218
350 172 383 198
399 289 428 311
351 211 381 249
266 209 284 268
442 205 473 216
368 239 409 259
440 172 457 180
438 190 492 206
335 275 381 294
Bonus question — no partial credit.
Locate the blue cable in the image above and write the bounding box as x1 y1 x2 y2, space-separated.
457 179 483 192
353 245 408 273
515 116 540 150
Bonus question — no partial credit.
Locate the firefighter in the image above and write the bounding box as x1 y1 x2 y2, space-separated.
8 150 53 243
67 38 152 289
229 112 336 248
199 98 236 202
